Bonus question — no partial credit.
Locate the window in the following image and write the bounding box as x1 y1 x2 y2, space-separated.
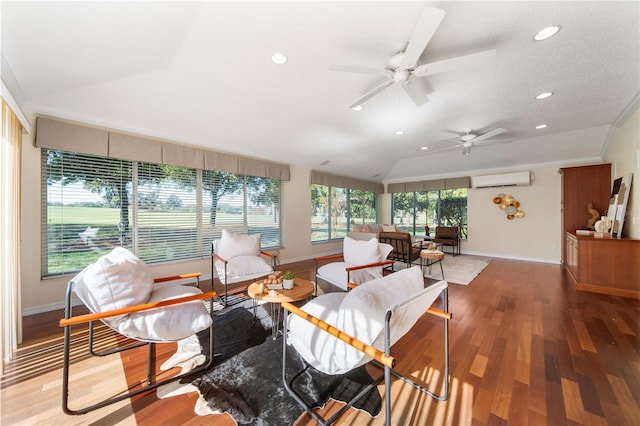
392 188 467 238
311 184 377 242
42 149 282 277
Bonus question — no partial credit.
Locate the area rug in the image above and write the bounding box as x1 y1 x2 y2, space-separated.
423 255 491 285
157 305 382 425
391 255 491 285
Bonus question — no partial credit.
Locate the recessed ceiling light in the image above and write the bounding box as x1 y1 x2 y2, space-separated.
351 105 363 111
395 130 404 135
271 52 287 65
534 26 560 41
536 124 548 129
536 92 553 99
421 146 428 150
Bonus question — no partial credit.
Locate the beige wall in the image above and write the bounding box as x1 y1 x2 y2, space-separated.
605 107 640 238
465 167 562 262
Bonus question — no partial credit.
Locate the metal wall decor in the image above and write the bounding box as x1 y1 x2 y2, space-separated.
492 193 525 220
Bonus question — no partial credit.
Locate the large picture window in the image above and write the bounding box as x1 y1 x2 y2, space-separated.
42 149 282 277
311 184 377 242
392 188 467 238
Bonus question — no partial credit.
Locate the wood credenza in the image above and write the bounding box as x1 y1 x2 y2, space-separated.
565 232 640 298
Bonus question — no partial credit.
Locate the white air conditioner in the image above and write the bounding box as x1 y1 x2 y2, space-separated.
471 171 530 188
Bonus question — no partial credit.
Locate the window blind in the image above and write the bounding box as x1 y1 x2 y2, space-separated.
42 148 283 277
42 150 133 275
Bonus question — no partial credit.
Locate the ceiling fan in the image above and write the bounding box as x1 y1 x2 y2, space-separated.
328 7 496 109
429 128 508 156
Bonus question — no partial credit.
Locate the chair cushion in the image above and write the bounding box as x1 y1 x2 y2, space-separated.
214 255 272 284
317 243 392 290
335 266 424 370
287 292 348 373
113 285 213 342
217 229 261 260
73 247 154 314
291 266 426 375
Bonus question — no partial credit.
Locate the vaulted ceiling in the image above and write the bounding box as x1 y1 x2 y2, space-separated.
2 1 639 182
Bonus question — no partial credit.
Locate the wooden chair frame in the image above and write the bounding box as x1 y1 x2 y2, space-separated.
60 272 216 415
281 285 451 426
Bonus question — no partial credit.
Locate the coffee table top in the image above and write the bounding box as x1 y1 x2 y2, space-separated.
420 249 445 260
248 277 314 303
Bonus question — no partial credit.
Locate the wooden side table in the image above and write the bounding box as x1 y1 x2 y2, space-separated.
420 249 445 280
248 277 314 339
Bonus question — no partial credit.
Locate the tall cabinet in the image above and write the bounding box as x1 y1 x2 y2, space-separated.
560 163 640 299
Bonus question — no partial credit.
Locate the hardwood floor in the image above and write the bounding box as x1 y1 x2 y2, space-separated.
2 258 639 425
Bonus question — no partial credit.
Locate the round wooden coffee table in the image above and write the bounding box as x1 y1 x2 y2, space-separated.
248 277 314 339
420 249 445 280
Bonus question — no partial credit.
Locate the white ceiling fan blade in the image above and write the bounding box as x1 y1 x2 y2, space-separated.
327 63 384 75
413 49 497 77
424 144 463 155
473 138 512 147
402 80 429 106
400 7 446 69
473 127 506 143
347 79 394 109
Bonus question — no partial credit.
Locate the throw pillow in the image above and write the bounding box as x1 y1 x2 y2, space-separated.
217 229 261 260
382 224 397 232
343 236 380 266
73 246 154 314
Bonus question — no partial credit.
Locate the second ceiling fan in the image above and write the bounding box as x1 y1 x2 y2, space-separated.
329 7 496 109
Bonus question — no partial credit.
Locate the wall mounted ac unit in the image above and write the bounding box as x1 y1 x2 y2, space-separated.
471 171 530 188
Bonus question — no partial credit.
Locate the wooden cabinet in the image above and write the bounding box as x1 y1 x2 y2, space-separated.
566 232 640 298
559 164 611 265
560 163 640 299
565 233 578 281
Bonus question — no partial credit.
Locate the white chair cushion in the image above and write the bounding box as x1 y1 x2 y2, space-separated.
113 285 213 342
73 247 154 314
337 266 425 363
287 292 348 373
292 266 426 375
217 230 261 260
318 242 393 290
214 255 272 284
317 261 351 291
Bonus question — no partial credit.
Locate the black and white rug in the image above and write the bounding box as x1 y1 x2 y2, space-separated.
157 304 382 425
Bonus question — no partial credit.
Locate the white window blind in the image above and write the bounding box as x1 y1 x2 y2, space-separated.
42 149 283 277
136 164 198 263
43 149 133 276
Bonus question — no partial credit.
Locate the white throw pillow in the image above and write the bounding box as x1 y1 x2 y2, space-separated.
113 285 213 342
73 247 154 314
217 229 261 260
343 236 380 266
382 224 397 232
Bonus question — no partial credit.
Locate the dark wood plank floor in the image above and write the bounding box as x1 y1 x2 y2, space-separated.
2 257 639 425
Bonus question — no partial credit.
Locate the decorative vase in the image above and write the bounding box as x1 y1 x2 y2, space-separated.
283 279 294 290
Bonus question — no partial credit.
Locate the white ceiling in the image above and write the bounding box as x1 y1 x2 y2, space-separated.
2 1 639 183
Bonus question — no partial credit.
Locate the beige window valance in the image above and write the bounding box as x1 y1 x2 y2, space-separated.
387 176 470 193
310 170 384 194
35 116 290 181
